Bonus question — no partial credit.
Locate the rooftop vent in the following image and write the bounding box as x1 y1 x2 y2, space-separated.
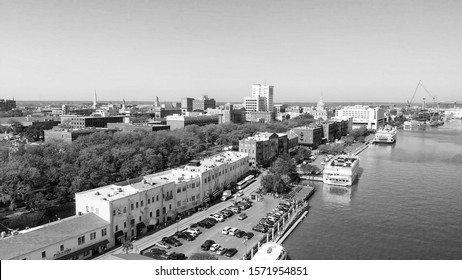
95 191 100 195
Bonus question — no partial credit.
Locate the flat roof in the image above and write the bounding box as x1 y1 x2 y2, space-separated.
0 213 109 260
76 182 161 201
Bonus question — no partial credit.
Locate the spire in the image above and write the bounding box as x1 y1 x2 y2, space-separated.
93 89 97 109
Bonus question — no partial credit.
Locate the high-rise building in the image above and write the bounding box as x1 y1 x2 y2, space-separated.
181 98 194 114
0 99 16 112
192 95 216 112
335 105 385 130
251 84 274 112
93 90 98 109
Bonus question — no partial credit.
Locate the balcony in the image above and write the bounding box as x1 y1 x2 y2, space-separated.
165 194 174 201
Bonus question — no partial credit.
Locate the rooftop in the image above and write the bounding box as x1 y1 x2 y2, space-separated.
326 155 359 168
0 213 109 260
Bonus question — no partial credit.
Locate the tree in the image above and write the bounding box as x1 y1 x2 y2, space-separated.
300 163 320 175
294 147 311 163
189 252 219 260
121 238 134 254
269 154 298 183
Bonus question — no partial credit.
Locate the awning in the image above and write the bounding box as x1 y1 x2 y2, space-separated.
56 240 109 260
136 222 146 229
114 230 124 238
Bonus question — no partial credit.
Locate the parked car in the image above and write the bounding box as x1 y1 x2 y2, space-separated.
225 248 238 257
168 252 187 260
238 213 248 220
252 225 268 233
220 210 233 218
228 228 239 236
210 243 220 252
244 232 254 240
210 214 225 222
216 247 227 255
176 232 195 241
228 206 241 214
154 241 171 250
184 228 201 236
236 191 244 197
150 248 167 255
235 230 246 238
162 236 183 247
198 219 213 228
205 217 218 224
222 226 232 235
201 240 215 251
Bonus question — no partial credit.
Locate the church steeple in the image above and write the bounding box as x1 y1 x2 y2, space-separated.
93 89 97 109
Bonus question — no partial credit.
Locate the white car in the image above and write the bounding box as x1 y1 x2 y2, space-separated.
211 214 225 222
228 228 239 236
210 243 220 252
222 226 231 235
184 229 200 237
155 241 171 250
236 191 244 197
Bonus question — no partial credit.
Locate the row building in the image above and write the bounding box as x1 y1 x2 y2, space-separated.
0 151 249 260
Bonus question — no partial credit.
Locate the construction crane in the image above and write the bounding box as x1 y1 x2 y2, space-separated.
406 81 442 125
407 80 438 108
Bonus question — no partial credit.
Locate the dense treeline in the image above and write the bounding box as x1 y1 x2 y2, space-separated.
0 115 315 212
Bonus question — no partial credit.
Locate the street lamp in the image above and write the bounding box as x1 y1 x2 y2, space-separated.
176 216 181 233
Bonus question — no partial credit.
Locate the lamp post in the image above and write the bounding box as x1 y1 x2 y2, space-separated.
176 216 181 233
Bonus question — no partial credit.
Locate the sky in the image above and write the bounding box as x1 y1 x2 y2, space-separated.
1 0 461 103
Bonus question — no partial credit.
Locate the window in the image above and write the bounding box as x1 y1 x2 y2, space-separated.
130 219 135 225
182 186 186 192
131 204 134 210
156 195 159 201
139 216 142 222
101 228 107 236
83 251 90 257
136 202 139 208
124 222 127 228
90 232 96 240
86 206 89 212
140 200 144 207
148 198 150 204
177 201 181 207
150 212 152 218
169 205 172 210
115 225 118 232
123 207 127 213
156 209 160 217
177 188 181 193
42 251 46 258
60 244 64 251
113 210 116 216
78 236 85 245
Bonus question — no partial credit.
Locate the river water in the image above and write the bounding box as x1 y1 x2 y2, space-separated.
284 120 462 259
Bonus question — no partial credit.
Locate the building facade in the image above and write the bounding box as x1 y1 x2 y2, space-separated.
44 128 117 143
292 126 324 148
60 115 125 129
192 95 216 112
335 105 385 130
0 213 109 260
239 132 279 166
181 98 194 114
0 99 16 112
166 115 219 130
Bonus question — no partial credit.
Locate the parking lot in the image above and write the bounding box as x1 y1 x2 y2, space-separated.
143 193 282 260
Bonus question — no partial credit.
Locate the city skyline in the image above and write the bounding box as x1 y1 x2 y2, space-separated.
1 0 462 102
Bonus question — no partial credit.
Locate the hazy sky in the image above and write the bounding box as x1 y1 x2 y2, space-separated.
1 0 461 103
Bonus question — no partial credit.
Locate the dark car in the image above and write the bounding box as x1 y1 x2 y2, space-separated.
150 248 167 255
168 252 187 260
243 232 254 240
162 236 183 247
190 223 199 228
220 210 233 218
225 248 238 257
252 225 268 233
176 232 195 241
201 240 215 251
205 217 218 224
235 230 246 238
198 220 213 228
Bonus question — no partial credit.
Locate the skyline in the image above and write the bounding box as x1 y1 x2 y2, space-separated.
1 0 462 102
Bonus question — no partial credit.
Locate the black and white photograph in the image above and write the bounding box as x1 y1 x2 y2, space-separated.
1 0 461 279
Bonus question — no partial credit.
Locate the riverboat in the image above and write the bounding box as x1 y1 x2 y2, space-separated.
252 242 287 260
322 155 359 186
372 125 397 143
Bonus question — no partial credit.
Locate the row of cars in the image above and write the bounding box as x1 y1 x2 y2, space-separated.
252 200 292 233
150 228 202 259
200 240 238 257
221 226 254 239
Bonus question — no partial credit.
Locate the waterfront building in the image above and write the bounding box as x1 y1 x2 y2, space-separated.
244 95 267 112
252 242 287 260
322 155 360 186
192 95 216 112
372 125 397 143
335 105 385 130
60 115 125 129
44 128 117 143
292 126 324 148
0 99 16 112
166 114 220 130
0 213 110 260
239 132 279 166
75 152 248 245
444 108 462 119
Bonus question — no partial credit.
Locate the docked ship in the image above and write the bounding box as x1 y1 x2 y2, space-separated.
252 242 287 260
372 125 397 143
322 155 359 186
